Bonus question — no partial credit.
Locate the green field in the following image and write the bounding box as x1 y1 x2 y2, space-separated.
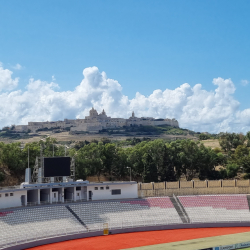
127 231 250 250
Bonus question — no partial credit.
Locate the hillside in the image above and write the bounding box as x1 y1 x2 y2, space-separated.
0 125 199 144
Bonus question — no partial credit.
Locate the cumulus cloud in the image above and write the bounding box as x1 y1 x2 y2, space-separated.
241 79 249 86
13 63 22 70
0 64 250 133
0 64 19 91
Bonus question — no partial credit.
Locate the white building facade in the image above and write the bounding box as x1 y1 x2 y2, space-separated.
0 181 138 210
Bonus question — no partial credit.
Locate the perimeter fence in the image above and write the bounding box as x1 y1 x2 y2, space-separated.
138 179 250 198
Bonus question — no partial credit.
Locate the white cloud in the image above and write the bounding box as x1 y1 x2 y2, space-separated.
52 75 56 81
13 63 22 70
0 64 19 91
241 79 249 86
0 65 250 133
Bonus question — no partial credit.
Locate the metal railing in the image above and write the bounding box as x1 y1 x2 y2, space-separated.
0 186 21 191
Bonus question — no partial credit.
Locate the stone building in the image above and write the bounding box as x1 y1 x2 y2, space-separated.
14 108 179 133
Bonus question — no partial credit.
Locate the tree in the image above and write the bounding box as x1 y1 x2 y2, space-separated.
167 140 183 180
126 141 148 182
75 143 105 181
22 142 40 170
0 171 5 182
219 133 245 152
246 131 250 147
198 144 225 180
199 133 210 140
178 140 201 181
233 145 250 176
39 137 66 157
101 137 111 145
0 142 26 178
112 148 129 180
226 163 239 178
74 140 90 150
103 143 118 180
161 144 176 181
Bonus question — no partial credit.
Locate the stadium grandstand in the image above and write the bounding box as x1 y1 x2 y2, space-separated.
1 156 250 249
1 194 250 249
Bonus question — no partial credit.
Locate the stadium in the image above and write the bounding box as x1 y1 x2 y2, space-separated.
1 156 250 250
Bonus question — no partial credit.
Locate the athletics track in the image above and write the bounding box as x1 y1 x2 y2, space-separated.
27 227 250 250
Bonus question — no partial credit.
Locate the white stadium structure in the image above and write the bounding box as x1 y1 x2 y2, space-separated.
1 156 250 250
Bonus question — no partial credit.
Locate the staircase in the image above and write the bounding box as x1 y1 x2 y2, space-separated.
170 196 190 223
65 205 88 230
247 195 250 211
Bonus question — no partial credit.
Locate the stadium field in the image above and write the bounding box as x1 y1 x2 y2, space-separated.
26 227 250 250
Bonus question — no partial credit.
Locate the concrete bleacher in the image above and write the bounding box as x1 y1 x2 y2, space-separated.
178 194 250 223
2 195 250 249
69 197 182 231
0 205 85 248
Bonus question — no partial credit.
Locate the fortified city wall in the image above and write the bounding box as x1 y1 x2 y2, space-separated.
14 108 179 133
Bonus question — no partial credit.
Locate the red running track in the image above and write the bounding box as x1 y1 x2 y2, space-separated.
27 227 250 250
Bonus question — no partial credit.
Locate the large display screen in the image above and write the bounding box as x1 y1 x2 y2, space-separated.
43 157 71 177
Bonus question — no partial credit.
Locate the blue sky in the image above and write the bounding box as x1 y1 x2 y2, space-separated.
0 0 250 133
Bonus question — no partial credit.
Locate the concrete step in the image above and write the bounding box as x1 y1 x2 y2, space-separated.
170 196 189 223
247 195 250 211
65 205 88 229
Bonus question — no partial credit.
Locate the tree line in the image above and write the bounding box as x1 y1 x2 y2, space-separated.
1 132 250 184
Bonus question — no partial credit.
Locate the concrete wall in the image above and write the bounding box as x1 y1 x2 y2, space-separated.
154 182 165 190
0 190 27 209
138 179 250 197
87 183 138 201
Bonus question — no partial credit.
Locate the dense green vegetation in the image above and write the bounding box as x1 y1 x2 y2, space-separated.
100 124 198 136
1 131 250 185
0 128 31 139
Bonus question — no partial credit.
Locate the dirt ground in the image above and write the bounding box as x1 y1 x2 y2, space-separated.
201 139 221 149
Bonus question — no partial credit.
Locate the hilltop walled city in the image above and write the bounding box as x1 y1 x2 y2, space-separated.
13 107 179 133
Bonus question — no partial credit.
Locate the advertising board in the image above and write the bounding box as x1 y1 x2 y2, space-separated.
219 245 235 250
235 242 250 248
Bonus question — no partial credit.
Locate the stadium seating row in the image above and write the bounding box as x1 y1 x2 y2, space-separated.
178 195 250 223
70 197 182 230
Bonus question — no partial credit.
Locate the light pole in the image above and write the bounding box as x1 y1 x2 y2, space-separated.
20 143 31 183
40 138 45 157
65 145 69 156
127 167 131 182
28 146 30 178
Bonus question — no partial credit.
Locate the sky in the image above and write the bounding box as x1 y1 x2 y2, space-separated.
0 0 250 133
